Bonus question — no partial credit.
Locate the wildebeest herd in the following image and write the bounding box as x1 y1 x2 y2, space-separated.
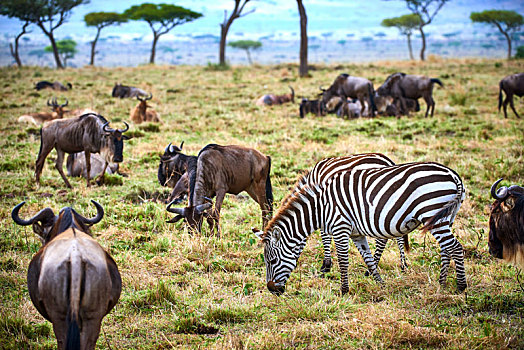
10 71 523 349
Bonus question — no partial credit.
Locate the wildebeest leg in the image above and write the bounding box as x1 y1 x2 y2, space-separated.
211 190 226 238
84 151 91 186
80 319 103 350
502 92 510 118
357 94 367 117
95 161 109 186
423 94 432 118
508 94 520 118
55 149 72 188
398 97 409 116
51 320 67 350
246 183 271 229
35 143 55 185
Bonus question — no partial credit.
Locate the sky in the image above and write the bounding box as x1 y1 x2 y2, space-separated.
1 0 523 45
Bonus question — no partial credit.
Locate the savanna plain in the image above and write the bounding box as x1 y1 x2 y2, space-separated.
0 58 523 349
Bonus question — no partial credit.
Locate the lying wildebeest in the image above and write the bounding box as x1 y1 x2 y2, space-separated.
35 113 130 188
35 80 72 91
158 142 197 203
66 151 119 181
498 73 524 118
256 86 295 106
376 72 443 118
382 97 420 117
320 74 377 117
11 200 121 350
489 179 524 268
18 97 69 126
299 97 325 118
167 144 273 237
111 83 149 98
130 93 161 124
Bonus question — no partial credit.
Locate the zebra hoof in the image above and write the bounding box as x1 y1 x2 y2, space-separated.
364 270 370 277
320 260 332 274
457 282 467 293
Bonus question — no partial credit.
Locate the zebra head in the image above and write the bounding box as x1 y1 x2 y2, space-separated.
253 226 298 296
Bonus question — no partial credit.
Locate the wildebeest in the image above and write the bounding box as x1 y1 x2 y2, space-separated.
488 178 524 268
498 73 524 118
11 200 121 350
35 81 72 91
66 151 119 181
256 86 295 106
130 93 161 124
35 113 130 188
320 74 377 117
376 72 443 118
158 142 197 203
167 144 273 237
18 98 69 126
299 97 325 118
111 83 149 98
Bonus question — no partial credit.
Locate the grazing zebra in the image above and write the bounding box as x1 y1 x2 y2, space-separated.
283 154 409 274
253 162 466 295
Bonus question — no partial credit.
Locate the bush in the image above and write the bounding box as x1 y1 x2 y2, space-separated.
515 46 524 59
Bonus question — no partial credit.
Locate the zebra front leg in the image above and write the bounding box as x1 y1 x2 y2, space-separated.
351 236 383 284
320 230 333 274
333 231 351 294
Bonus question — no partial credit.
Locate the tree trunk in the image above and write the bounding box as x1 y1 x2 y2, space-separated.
219 18 233 66
150 34 159 64
10 22 30 67
297 0 308 77
246 49 252 64
494 23 512 60
407 34 414 60
89 27 101 66
419 26 426 61
37 22 63 69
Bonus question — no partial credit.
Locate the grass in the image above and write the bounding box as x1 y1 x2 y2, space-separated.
0 58 523 349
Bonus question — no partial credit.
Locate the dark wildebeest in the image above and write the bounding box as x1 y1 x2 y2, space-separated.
488 179 524 268
299 97 325 118
256 86 295 106
382 97 420 117
66 151 119 180
18 97 69 126
35 113 130 188
498 73 524 118
130 93 161 124
158 142 197 203
376 72 443 118
320 74 377 117
11 201 121 350
35 81 72 91
166 144 273 237
111 83 149 98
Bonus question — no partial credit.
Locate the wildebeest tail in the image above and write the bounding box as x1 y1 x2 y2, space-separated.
289 86 295 103
498 80 503 112
37 128 43 160
66 316 80 350
266 156 274 213
66 244 82 350
430 78 444 88
368 83 377 113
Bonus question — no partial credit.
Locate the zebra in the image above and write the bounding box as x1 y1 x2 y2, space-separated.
253 162 466 295
282 153 409 274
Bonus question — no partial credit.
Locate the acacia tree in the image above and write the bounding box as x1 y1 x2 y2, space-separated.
124 3 202 64
382 14 422 60
297 0 308 77
471 10 523 60
229 40 261 64
45 39 77 67
395 0 449 60
0 0 36 67
219 0 255 66
30 0 89 69
85 12 126 65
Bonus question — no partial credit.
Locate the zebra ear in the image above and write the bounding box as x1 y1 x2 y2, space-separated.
252 227 264 240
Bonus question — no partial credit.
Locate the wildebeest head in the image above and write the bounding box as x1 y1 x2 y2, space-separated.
100 121 130 163
489 178 524 267
158 141 185 187
166 198 212 233
376 72 405 97
11 200 104 244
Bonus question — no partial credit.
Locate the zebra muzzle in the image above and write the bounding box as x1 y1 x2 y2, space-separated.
267 281 285 295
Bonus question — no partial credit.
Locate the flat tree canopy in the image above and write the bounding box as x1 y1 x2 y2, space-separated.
228 40 262 50
124 3 202 64
382 13 422 59
84 12 126 65
45 39 77 66
471 10 523 59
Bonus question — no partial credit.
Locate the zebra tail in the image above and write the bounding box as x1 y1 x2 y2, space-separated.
421 179 463 233
403 235 410 253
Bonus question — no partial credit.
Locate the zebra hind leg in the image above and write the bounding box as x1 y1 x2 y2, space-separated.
431 223 467 292
396 236 408 271
364 238 388 277
351 236 384 284
320 230 333 274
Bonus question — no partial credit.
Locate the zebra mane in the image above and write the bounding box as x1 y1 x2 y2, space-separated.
263 182 320 238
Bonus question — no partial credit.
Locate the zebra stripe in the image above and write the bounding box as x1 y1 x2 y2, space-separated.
283 154 408 273
257 162 466 295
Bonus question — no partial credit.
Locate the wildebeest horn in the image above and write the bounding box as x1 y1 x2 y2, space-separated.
179 141 184 150
47 98 53 106
102 122 115 133
319 86 326 92
11 202 55 226
195 202 212 214
166 200 185 215
165 142 173 153
118 122 129 133
491 178 508 200
80 200 104 225
146 93 153 100
203 196 213 203
60 98 68 108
